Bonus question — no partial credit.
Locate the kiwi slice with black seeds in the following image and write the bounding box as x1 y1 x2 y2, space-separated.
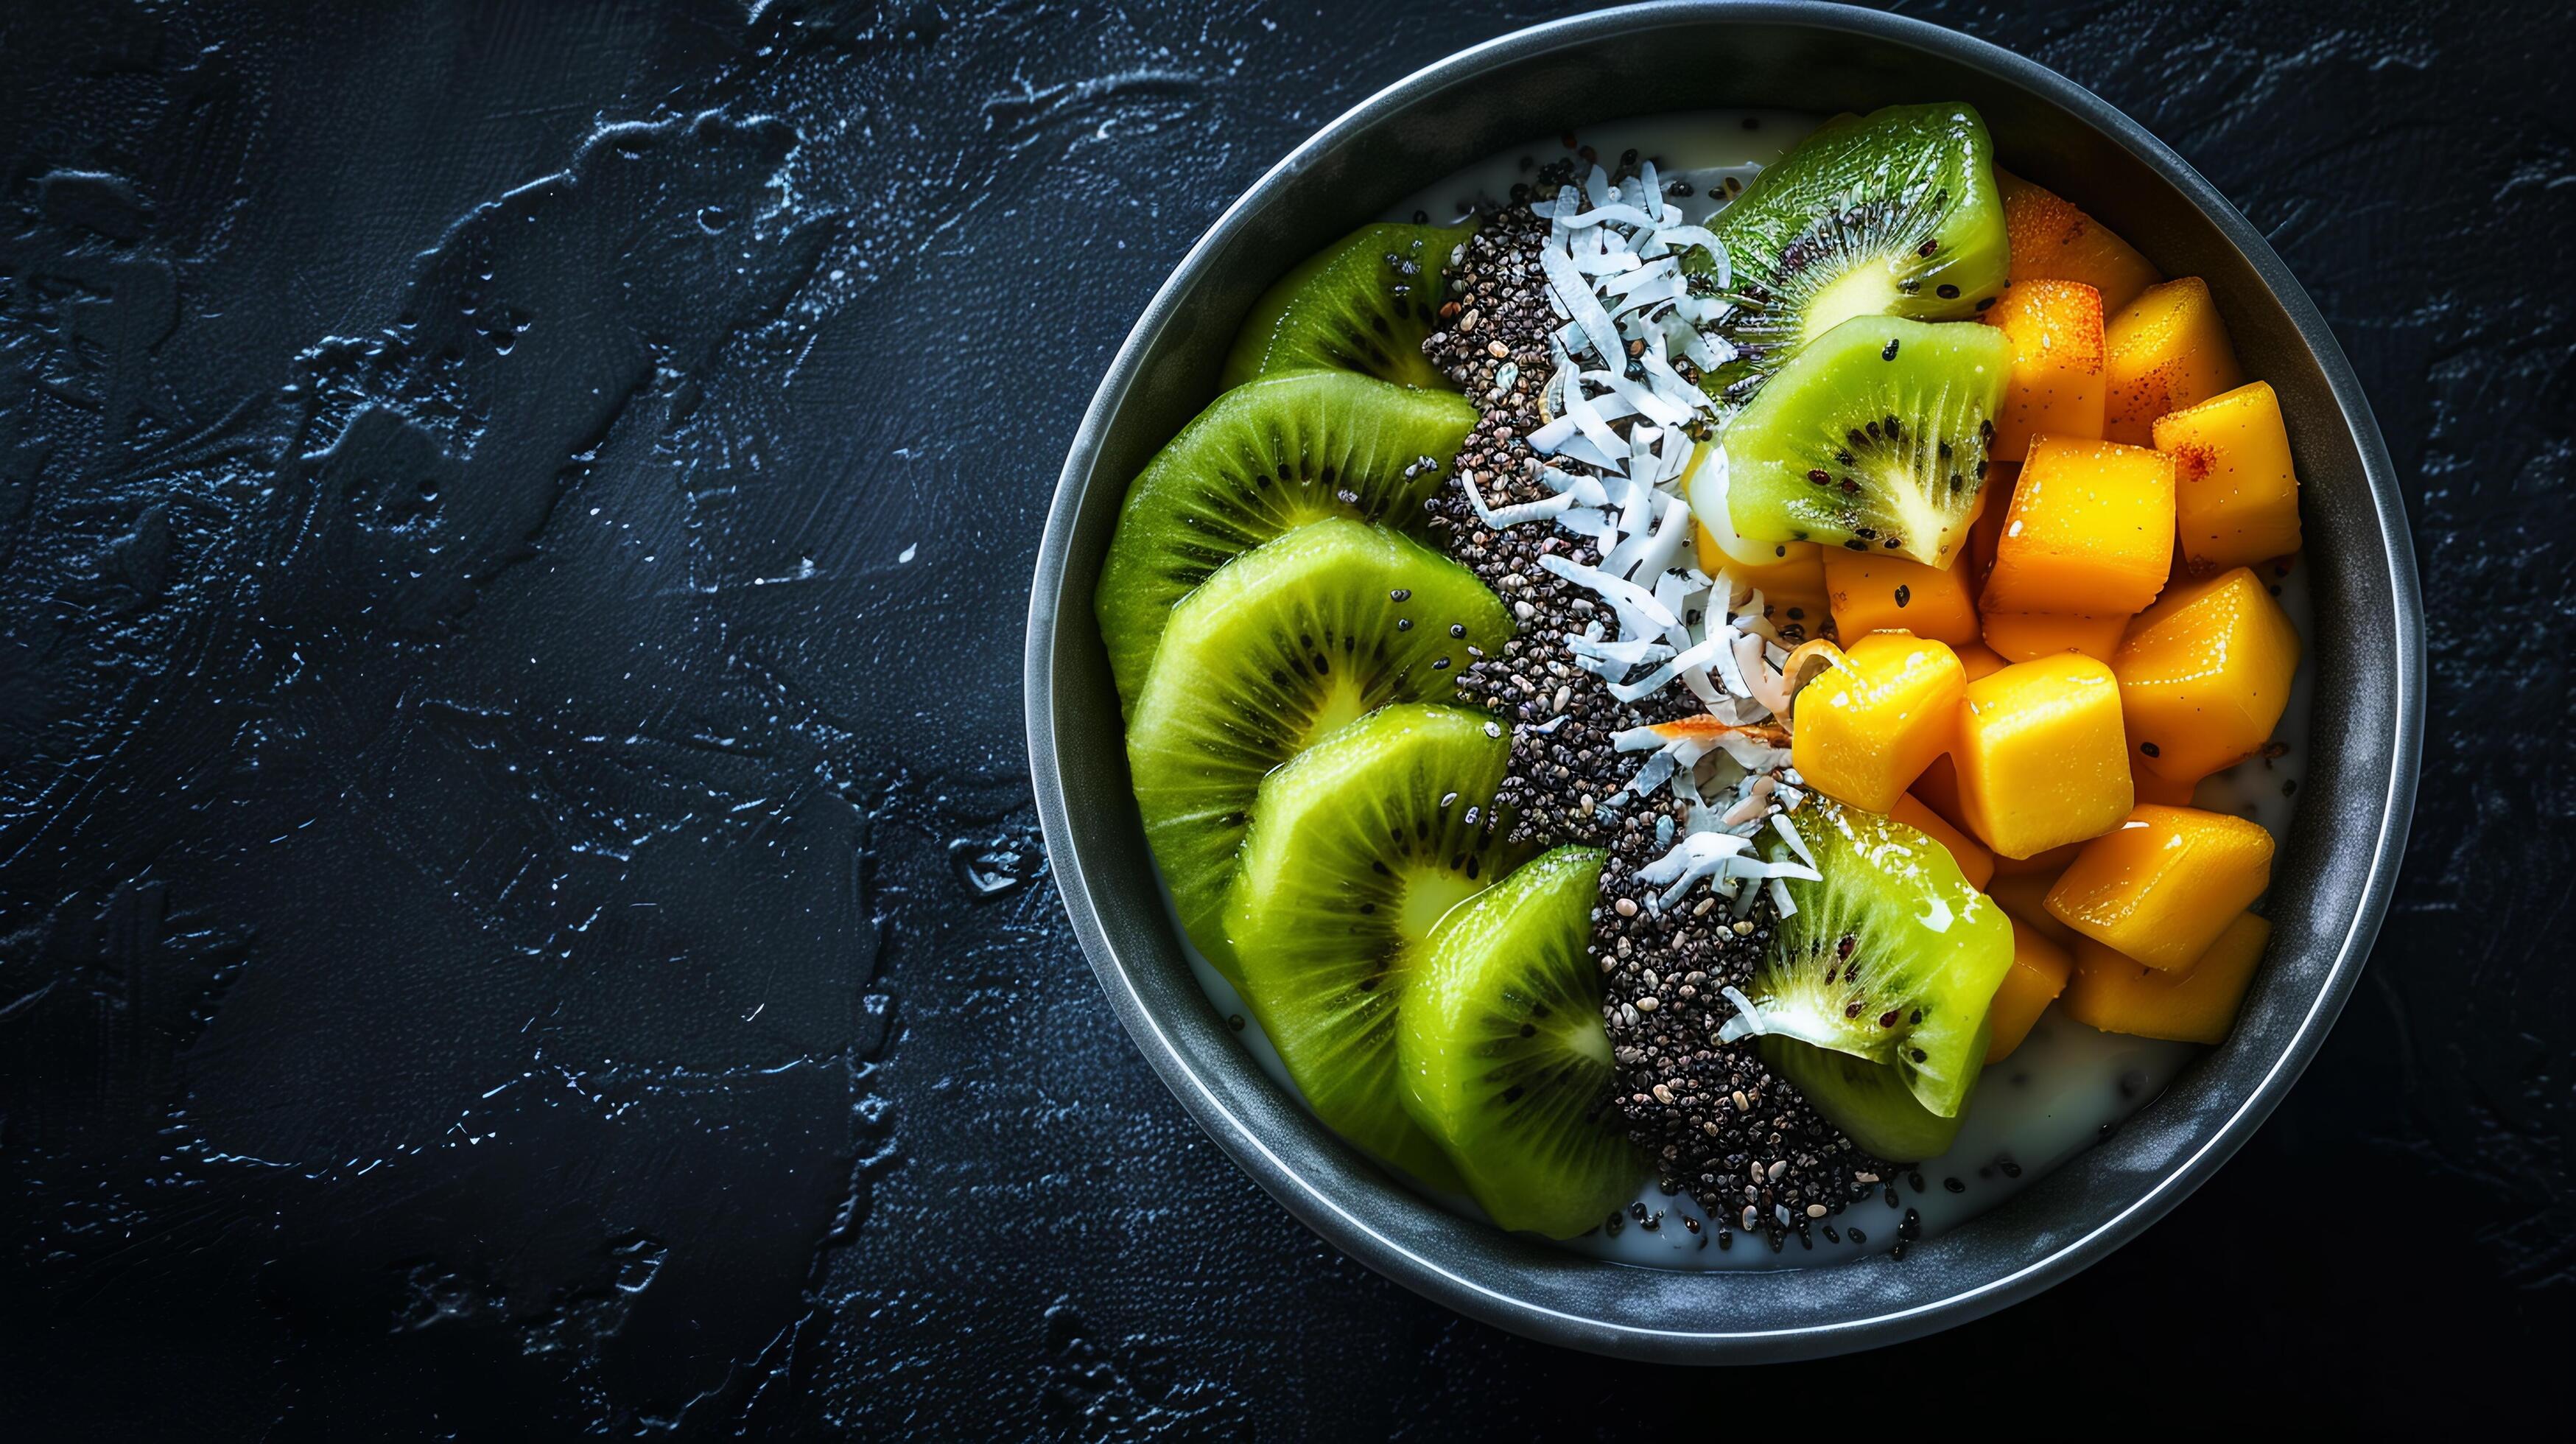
1221 221 1473 390
1747 797 2012 1134
1225 704 1533 1188
1703 102 2008 400
1720 315 2010 567
1095 371 1477 709
1126 519 1510 972
1400 846 1642 1238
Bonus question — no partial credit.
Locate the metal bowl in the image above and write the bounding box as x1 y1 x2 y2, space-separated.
1023 0 2421 1360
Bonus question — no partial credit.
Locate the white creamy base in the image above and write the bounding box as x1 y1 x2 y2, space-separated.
1166 111 2311 1269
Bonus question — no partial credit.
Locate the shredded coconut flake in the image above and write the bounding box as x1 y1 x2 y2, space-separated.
1770 811 1818 870
1445 164 1864 932
1716 985 1768 1043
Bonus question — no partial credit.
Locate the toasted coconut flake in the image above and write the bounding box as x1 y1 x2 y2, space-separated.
1646 716 1791 749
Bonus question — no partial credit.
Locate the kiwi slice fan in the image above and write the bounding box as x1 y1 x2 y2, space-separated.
1096 105 2028 1245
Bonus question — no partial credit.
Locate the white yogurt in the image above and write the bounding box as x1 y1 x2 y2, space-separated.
1170 112 2309 1268
1386 109 1817 227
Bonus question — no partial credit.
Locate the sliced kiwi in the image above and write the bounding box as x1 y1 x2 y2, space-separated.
1126 519 1511 969
1702 102 2008 400
1682 438 1825 572
1221 221 1472 390
1746 797 2012 1131
1225 704 1533 1188
1760 1031 1982 1162
1720 315 2010 567
1095 372 1477 709
1400 847 1641 1237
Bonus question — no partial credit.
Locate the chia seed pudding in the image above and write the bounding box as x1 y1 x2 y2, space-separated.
1120 106 2312 1266
1417 198 1880 1248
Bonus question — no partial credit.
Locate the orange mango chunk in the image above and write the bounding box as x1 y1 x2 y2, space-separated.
2063 912 2270 1045
1790 633 1965 813
1892 792 1994 891
1823 551 1981 647
1997 172 2163 314
1990 840 2082 877
1954 654 2133 859
2130 758 2197 807
2152 379 2303 572
1980 435 2175 617
2044 805 2274 970
1986 866 2080 951
2113 567 2301 783
1984 280 2108 461
1699 527 1833 642
2105 277 2245 445
1911 753 1972 835
1982 610 2127 665
1968 463 2015 590
1954 641 2008 682
1985 917 2075 1062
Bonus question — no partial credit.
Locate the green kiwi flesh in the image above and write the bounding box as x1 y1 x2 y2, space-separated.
1760 1031 1982 1162
1704 102 2008 401
1221 221 1472 390
1126 519 1510 972
1749 797 2012 1127
1095 371 1476 709
1225 704 1531 1189
1400 846 1642 1238
1719 315 2010 567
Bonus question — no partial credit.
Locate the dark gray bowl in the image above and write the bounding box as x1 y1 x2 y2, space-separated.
1024 0 2421 1360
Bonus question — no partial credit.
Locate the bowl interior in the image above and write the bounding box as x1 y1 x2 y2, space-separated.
1027 1 2417 1361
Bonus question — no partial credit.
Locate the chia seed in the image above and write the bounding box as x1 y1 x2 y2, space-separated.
1417 196 1891 1247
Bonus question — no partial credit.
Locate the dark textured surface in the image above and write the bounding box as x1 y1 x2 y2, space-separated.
0 1 2559 1435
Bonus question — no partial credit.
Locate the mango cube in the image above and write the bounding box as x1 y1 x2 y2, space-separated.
1997 172 2162 314
2105 277 2245 445
1699 526 1832 642
1986 866 2080 951
1982 611 2128 666
2130 758 2197 807
2152 379 2303 572
1892 791 1994 891
1980 435 2175 617
1990 840 2082 877
1954 642 2008 682
1984 917 2075 1062
2044 805 2274 970
2063 912 2270 1045
1984 280 2108 461
1823 551 1980 647
1954 654 2133 859
2113 567 2302 783
1790 633 1965 813
1969 464 2014 589
1911 753 1972 835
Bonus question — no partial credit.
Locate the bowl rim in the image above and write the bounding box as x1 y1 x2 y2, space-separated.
1024 0 2422 1357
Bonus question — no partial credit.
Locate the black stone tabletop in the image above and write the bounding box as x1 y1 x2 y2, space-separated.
0 1 2561 1436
